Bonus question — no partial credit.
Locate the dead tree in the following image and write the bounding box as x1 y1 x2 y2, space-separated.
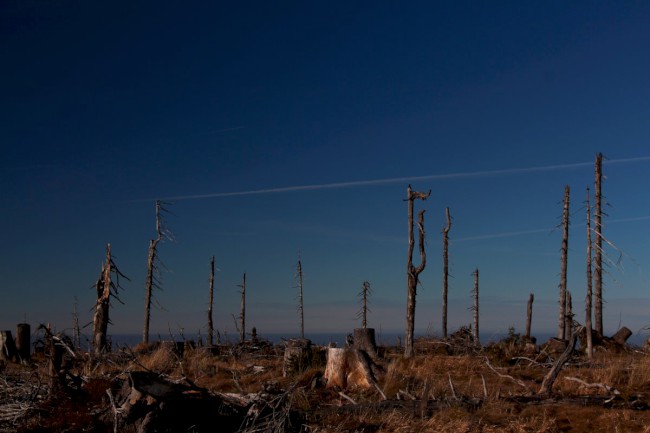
566 291 573 341
525 293 534 340
208 256 215 346
558 185 570 340
404 185 431 358
442 207 451 339
585 187 594 358
238 273 246 343
472 269 480 346
143 200 172 345
296 257 305 339
93 244 128 355
72 296 81 350
358 281 372 329
594 152 604 335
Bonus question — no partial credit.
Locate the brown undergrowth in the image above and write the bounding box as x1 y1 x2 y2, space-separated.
3 336 650 432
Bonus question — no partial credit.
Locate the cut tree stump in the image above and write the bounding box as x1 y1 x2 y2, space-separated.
353 328 378 359
15 324 30 361
283 338 312 376
612 327 632 345
0 331 17 362
324 347 383 391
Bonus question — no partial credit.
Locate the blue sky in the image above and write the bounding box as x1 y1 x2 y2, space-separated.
2 2 650 342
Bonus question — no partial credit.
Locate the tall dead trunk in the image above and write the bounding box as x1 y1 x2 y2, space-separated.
93 244 113 354
442 207 451 339
558 185 570 340
565 291 573 341
208 256 215 347
238 273 246 343
594 153 604 336
585 187 594 358
359 281 371 329
297 258 304 339
525 293 534 340
143 200 172 345
72 296 81 350
472 269 480 346
404 185 430 358
92 244 127 355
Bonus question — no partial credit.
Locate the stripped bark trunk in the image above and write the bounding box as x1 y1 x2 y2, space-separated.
143 238 158 345
208 256 215 347
238 273 246 343
525 293 534 340
586 187 594 358
404 185 430 358
93 244 112 354
297 258 304 339
594 153 604 336
565 291 573 341
472 269 480 346
558 185 570 339
442 207 451 339
539 326 583 396
324 348 347 388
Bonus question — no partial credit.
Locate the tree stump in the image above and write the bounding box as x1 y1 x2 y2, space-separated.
0 331 17 361
324 347 383 391
15 323 31 362
612 327 632 345
283 338 312 377
353 328 378 359
324 347 347 388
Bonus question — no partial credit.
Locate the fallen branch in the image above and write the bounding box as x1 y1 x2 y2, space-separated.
539 325 584 396
338 392 357 405
484 357 531 394
563 376 620 396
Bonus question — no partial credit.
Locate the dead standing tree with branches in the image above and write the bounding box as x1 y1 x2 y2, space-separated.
358 281 372 329
296 257 305 339
558 185 570 340
208 256 215 346
594 152 604 336
585 187 594 358
143 200 173 345
93 244 128 355
404 185 430 358
238 273 246 343
442 207 451 339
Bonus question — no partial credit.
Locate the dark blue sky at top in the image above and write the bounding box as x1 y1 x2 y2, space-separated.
2 2 650 339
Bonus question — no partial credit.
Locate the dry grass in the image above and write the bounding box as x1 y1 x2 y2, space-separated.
6 338 650 433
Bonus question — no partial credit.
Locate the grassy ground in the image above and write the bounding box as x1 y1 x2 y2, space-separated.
2 335 650 432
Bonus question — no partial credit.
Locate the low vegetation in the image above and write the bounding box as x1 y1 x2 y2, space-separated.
2 330 650 433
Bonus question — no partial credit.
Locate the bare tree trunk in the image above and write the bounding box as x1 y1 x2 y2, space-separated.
594 153 604 336
472 269 480 346
297 258 304 339
558 185 570 340
525 293 534 340
238 273 246 343
72 296 81 350
143 238 158 345
360 281 371 329
93 244 112 355
442 207 451 339
208 256 215 347
404 185 430 358
586 187 594 359
143 200 171 345
565 291 573 341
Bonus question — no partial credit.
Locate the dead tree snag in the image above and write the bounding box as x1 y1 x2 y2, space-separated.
585 187 594 358
143 200 172 345
208 256 215 347
238 273 246 343
472 269 480 346
93 244 128 355
404 185 431 358
442 207 451 339
558 185 570 340
358 281 372 329
594 152 604 335
525 293 534 340
297 257 305 339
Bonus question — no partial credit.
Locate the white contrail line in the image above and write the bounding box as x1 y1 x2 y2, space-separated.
145 155 650 202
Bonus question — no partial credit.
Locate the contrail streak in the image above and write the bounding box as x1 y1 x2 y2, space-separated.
151 155 650 202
